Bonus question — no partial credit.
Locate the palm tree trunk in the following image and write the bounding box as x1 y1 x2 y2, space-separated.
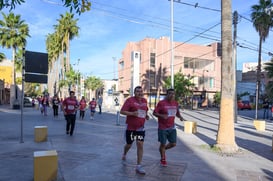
12 48 16 85
10 47 19 108
66 34 70 71
216 0 238 153
61 43 65 97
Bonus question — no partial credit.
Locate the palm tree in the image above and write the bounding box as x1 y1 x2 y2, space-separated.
251 0 273 118
58 67 82 96
46 33 61 70
46 32 62 96
85 76 104 99
215 0 238 153
46 13 79 97
0 12 29 106
55 12 79 72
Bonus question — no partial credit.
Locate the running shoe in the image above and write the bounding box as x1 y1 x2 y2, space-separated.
136 166 146 175
160 159 167 167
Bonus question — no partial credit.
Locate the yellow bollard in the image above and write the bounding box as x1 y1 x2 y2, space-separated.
34 126 48 142
184 121 197 134
34 150 58 181
253 120 265 131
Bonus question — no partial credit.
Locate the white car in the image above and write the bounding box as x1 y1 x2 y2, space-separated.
24 97 33 107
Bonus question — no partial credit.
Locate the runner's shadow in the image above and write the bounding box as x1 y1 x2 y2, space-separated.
261 169 273 180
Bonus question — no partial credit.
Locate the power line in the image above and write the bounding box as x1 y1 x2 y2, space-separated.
42 0 272 55
170 0 221 12
85 1 273 77
91 1 272 55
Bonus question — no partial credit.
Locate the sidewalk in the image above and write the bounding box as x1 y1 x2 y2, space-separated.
0 105 272 181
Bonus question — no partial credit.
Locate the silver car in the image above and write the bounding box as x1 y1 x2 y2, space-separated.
24 97 33 107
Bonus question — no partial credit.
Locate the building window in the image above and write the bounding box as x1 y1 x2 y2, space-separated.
184 57 214 71
199 77 214 89
209 78 214 88
150 71 155 88
150 53 156 67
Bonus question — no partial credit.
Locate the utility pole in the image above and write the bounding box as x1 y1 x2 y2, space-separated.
233 11 238 122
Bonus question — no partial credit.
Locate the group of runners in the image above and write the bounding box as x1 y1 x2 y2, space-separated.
61 91 103 136
36 86 184 175
120 86 184 175
35 92 101 136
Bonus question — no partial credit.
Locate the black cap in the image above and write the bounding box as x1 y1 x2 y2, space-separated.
70 91 75 94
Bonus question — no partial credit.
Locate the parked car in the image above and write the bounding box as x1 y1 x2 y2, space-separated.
24 97 33 107
237 100 251 110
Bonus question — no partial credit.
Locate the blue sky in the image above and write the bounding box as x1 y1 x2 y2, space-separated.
1 0 273 79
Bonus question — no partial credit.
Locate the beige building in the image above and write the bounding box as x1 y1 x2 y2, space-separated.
118 36 222 106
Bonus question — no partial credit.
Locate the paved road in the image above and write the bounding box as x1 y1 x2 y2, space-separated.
0 105 272 181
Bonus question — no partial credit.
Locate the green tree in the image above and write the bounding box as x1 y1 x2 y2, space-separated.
264 58 273 100
46 32 62 96
164 69 194 104
215 0 238 153
85 76 104 92
0 52 5 62
46 32 62 72
0 12 29 84
251 0 273 116
85 76 104 99
213 91 221 107
0 12 29 105
58 68 79 92
15 48 24 72
0 0 91 14
55 12 79 72
46 12 79 97
24 83 42 97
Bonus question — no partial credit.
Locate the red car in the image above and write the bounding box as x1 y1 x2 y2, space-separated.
237 100 252 110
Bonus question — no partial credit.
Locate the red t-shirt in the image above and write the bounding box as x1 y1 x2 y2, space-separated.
121 97 148 131
63 97 78 115
89 100 97 110
79 100 87 111
153 99 179 130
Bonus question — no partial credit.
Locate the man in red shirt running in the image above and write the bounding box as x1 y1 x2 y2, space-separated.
120 86 149 175
153 88 184 167
89 98 97 120
62 91 78 136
